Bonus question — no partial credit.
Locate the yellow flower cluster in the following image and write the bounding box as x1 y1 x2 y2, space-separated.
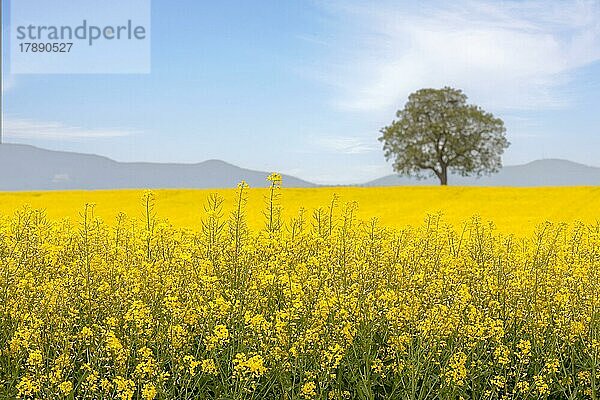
232 353 267 379
1 183 600 398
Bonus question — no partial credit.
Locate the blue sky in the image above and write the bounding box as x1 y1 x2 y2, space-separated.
2 0 600 184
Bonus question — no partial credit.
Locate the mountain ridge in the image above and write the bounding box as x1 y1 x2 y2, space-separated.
0 143 315 190
365 158 600 187
1 143 599 190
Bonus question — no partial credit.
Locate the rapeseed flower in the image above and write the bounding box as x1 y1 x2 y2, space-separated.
1 187 599 398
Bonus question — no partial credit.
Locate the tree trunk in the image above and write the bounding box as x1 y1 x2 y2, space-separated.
439 166 448 186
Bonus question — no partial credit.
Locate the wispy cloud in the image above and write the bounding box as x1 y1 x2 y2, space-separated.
311 0 600 111
3 117 139 140
312 135 378 154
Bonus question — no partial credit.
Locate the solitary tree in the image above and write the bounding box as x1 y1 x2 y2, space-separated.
379 87 509 185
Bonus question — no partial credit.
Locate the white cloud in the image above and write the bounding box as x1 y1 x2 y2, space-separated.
2 117 139 140
312 0 600 111
312 135 378 154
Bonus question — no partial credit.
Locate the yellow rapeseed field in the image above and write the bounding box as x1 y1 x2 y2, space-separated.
1 185 600 235
1 177 600 399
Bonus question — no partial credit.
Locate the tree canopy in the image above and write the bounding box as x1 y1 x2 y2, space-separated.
379 87 509 185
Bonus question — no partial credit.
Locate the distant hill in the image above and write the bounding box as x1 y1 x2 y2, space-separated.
365 159 600 187
0 143 315 190
1 144 598 190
